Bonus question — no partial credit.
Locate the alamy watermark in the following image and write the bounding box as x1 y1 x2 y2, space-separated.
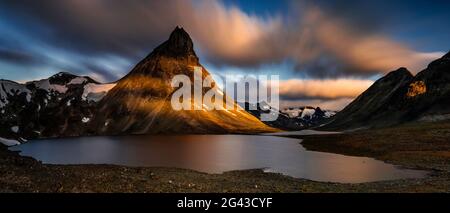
170 66 280 121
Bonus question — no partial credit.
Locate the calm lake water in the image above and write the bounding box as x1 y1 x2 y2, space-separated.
9 135 427 183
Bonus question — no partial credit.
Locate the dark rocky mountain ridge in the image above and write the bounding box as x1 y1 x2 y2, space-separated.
1 72 116 143
324 51 450 130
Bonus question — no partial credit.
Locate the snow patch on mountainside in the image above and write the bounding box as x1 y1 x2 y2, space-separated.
68 77 88 85
82 83 116 102
31 79 68 94
0 80 31 108
300 108 316 118
82 117 90 123
324 111 336 118
10 126 19 133
281 107 336 119
283 108 301 117
0 137 20 146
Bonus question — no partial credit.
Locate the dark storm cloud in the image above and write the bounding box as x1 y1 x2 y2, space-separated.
309 0 450 30
294 54 378 78
0 0 177 57
0 36 44 66
0 0 286 69
298 0 386 32
0 49 41 65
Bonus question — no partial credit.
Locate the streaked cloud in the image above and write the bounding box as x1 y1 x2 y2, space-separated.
0 0 445 82
296 7 444 76
279 78 374 99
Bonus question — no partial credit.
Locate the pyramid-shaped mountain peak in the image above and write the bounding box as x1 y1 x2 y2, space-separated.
152 26 197 59
123 27 200 78
91 26 275 135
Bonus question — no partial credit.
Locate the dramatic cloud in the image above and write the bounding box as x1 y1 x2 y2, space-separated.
277 77 374 111
279 78 373 100
0 0 444 81
231 77 373 110
0 49 40 65
186 2 443 76
294 7 444 76
181 1 285 67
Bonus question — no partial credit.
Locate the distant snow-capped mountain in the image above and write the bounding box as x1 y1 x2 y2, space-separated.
282 106 336 119
239 102 336 130
0 72 115 143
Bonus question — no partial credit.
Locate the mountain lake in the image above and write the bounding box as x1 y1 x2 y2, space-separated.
9 134 428 183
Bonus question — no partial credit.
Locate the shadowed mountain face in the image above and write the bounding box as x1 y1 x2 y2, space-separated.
90 27 276 135
324 52 450 130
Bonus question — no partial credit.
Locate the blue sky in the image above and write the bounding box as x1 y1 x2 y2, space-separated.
0 0 448 109
222 0 291 15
